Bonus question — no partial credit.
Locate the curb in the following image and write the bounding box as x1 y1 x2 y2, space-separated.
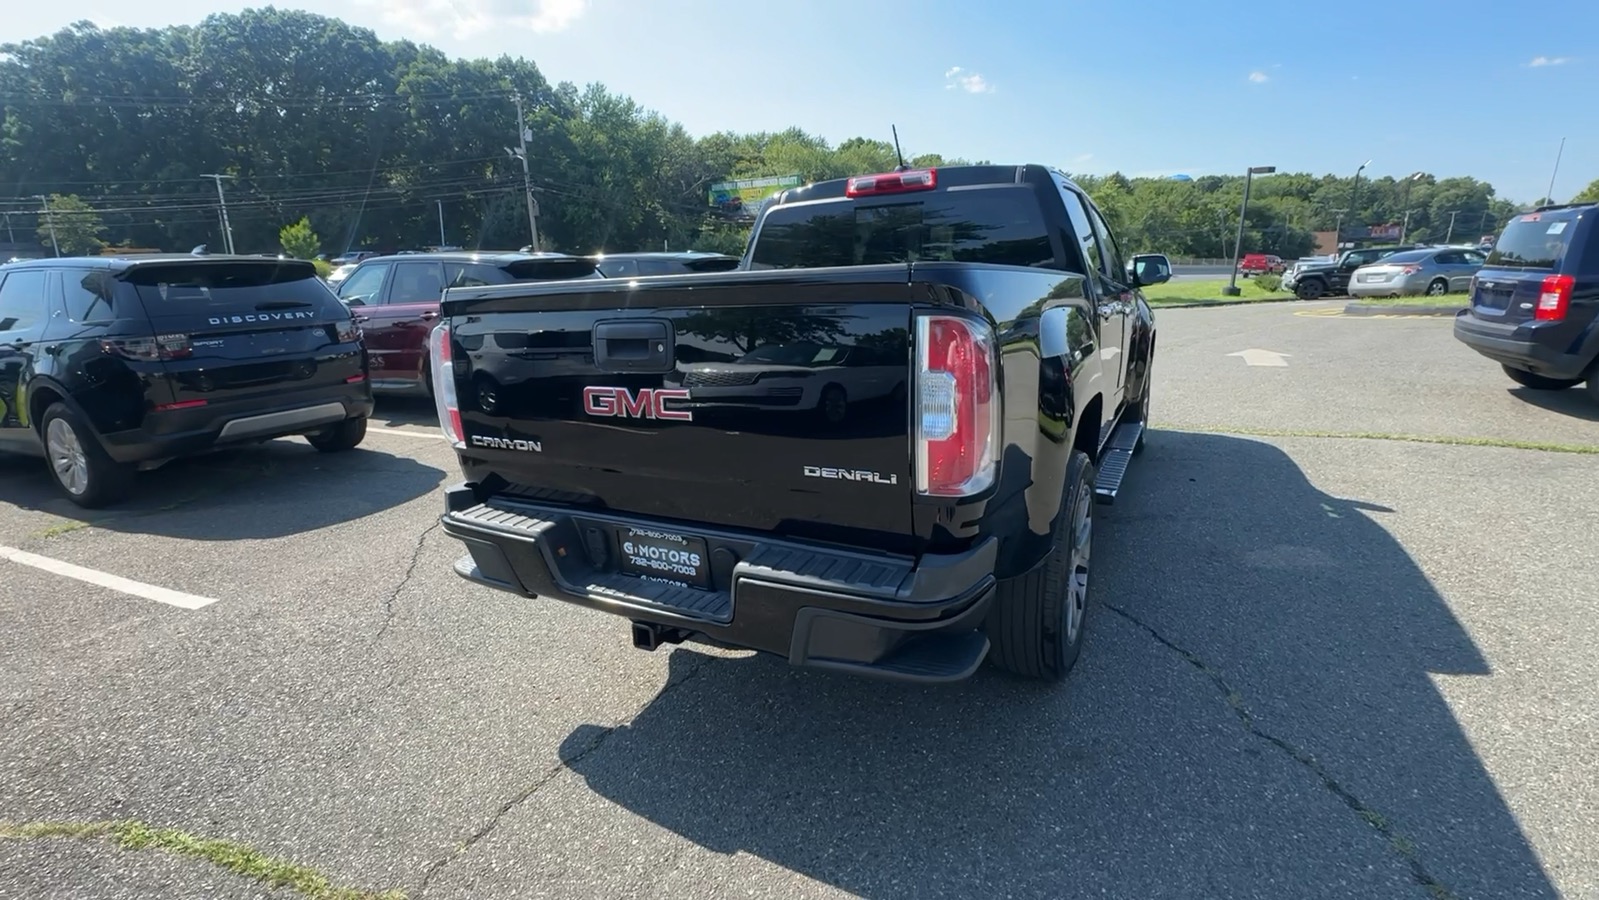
1342 303 1465 318
1150 296 1302 310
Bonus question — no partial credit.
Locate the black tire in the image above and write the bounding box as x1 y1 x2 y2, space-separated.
1128 345 1153 455
987 449 1097 682
1295 279 1325 301
307 416 368 452
1502 364 1579 391
1426 278 1449 297
39 402 131 508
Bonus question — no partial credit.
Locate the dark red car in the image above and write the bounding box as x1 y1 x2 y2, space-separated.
332 251 601 396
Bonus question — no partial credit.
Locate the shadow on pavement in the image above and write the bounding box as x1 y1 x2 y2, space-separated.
555 430 1555 900
1506 386 1599 422
372 396 440 429
0 437 443 540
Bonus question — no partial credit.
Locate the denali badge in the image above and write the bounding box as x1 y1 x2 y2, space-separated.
583 386 692 421
803 465 898 485
470 435 543 452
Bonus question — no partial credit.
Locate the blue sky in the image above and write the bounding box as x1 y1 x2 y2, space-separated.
5 0 1595 203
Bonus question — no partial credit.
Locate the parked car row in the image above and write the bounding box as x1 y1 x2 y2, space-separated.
1282 242 1488 300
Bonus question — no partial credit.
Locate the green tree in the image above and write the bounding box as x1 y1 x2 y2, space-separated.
278 217 321 259
37 194 104 255
1572 179 1599 203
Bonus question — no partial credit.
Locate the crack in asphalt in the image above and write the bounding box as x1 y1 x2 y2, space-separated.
1102 601 1459 900
374 521 440 647
413 654 714 897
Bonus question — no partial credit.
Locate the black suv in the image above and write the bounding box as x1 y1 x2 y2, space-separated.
588 252 741 278
1454 203 1599 402
0 254 373 507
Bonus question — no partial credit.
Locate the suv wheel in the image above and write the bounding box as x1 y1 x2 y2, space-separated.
987 449 1096 682
307 416 368 452
40 402 131 508
1502 364 1580 391
1295 279 1325 300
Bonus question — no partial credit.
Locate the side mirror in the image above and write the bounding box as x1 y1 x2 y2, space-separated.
1128 254 1172 287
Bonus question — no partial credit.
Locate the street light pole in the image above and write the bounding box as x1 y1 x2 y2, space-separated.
1398 171 1423 242
1347 159 1371 245
1446 210 1459 244
199 174 237 254
1223 165 1276 297
437 199 446 247
33 195 59 257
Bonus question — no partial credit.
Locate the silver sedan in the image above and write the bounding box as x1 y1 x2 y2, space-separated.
1348 247 1486 298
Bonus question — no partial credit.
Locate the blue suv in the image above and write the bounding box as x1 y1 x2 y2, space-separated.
1454 202 1599 403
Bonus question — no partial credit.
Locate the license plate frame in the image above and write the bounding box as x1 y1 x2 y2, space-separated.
615 526 713 591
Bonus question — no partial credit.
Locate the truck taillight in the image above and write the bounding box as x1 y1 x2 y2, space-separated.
1535 274 1574 321
915 314 999 497
428 322 463 444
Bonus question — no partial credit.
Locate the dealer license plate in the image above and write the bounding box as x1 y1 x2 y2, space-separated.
616 526 712 590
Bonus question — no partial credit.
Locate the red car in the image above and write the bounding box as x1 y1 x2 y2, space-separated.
332 251 601 395
1239 253 1285 276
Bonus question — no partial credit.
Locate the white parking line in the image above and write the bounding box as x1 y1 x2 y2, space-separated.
365 427 449 441
0 545 220 610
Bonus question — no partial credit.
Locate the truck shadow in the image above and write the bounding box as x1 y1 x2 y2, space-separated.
0 438 443 540
1506 386 1599 422
554 430 1556 899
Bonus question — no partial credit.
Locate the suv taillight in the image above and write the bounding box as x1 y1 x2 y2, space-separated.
1535 274 1574 321
915 314 1000 497
101 334 192 361
428 322 463 444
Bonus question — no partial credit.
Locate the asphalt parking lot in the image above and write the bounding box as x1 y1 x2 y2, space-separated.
2 299 1596 900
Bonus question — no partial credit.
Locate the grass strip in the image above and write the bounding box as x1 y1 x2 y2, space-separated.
0 820 405 900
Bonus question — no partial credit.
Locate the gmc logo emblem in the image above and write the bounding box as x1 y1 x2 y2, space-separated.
582 386 693 421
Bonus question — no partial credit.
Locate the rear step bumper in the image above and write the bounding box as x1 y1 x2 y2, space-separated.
438 483 998 684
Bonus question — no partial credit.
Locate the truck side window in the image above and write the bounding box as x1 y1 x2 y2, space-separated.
1083 202 1128 290
1056 187 1106 280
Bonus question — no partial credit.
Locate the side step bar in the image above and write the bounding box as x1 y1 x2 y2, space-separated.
1093 421 1143 504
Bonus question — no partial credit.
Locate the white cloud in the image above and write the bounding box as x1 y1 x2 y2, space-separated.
360 0 587 41
944 66 995 94
1248 70 1269 83
1527 55 1570 67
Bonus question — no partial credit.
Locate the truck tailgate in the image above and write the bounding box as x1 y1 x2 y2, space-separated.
443 269 917 551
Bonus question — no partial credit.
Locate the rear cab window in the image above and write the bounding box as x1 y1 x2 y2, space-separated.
1487 209 1583 271
748 186 1058 271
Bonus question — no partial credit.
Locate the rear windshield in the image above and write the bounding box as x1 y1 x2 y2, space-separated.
124 261 339 315
748 186 1055 271
1373 250 1432 264
1487 210 1581 269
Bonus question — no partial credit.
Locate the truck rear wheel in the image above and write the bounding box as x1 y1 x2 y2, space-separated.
1295 279 1325 300
987 449 1096 682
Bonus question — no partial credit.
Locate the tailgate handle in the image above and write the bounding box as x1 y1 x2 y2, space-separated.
593 318 674 373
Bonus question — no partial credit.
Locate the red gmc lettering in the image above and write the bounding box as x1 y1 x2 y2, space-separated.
582 386 693 421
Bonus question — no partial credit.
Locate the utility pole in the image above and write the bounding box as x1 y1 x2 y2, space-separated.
511 94 541 252
33 195 59 257
437 199 446 247
1445 210 1459 244
1331 209 1348 252
200 173 236 254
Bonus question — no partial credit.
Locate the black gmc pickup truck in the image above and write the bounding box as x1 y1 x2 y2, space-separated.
432 164 1169 684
